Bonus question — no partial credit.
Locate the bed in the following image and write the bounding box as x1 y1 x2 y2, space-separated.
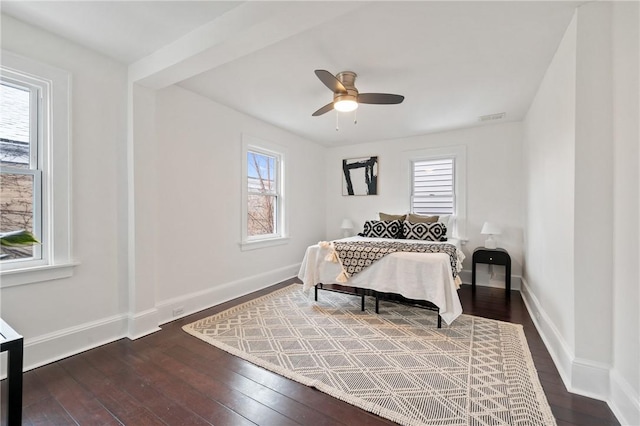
298 235 465 326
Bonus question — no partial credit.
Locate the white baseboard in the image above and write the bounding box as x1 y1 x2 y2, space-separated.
609 369 640 426
571 357 611 400
520 277 574 388
21 313 128 373
520 277 639 425
127 308 161 340
155 263 301 325
522 277 613 401
7 264 300 375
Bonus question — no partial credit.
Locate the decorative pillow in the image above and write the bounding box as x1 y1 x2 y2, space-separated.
403 221 447 241
407 213 439 223
379 212 407 222
360 220 403 239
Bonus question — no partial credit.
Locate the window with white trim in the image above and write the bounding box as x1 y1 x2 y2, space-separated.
0 51 73 286
406 146 467 239
241 135 287 250
0 78 42 262
411 157 455 215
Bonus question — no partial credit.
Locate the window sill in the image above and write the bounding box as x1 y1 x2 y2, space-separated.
240 237 290 251
0 261 79 288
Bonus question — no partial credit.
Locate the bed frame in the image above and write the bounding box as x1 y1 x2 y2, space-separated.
314 283 443 328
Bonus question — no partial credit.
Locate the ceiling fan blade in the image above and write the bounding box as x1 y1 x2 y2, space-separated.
358 93 405 105
312 102 335 116
315 69 347 93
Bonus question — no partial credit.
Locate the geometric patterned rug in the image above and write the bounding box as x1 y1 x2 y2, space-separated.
183 284 556 426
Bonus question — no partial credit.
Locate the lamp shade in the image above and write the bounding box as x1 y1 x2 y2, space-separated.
341 219 354 229
481 222 501 235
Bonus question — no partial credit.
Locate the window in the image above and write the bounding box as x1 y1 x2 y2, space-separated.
0 51 73 286
247 150 278 237
1 80 42 263
411 158 455 215
241 135 287 250
405 146 467 239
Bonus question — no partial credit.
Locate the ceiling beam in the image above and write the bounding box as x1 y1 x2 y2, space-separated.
129 1 364 89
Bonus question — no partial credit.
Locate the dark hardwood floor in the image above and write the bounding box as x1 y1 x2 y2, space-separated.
3 280 620 425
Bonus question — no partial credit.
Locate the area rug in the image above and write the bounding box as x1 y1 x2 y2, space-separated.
183 284 556 426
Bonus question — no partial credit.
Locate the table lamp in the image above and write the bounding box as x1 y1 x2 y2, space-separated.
481 222 501 249
341 219 354 238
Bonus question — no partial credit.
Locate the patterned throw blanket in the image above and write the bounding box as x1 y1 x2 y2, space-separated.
320 240 460 283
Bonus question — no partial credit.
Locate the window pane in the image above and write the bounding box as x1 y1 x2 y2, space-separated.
0 172 35 260
0 83 31 169
248 151 276 193
412 158 455 215
248 194 276 236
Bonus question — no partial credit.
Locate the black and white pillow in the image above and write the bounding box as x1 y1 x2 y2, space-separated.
403 221 447 241
360 220 402 239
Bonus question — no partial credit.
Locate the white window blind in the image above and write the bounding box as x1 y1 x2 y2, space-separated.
411 158 455 215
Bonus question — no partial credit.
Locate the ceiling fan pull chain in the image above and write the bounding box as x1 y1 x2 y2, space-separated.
354 109 357 125
336 111 340 131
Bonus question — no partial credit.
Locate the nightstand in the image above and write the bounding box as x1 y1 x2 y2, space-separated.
0 318 23 425
472 247 511 293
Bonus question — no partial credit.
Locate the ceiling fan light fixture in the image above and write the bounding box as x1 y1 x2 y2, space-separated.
334 99 358 112
312 70 403 117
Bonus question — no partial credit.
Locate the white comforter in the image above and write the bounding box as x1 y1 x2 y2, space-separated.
298 236 464 325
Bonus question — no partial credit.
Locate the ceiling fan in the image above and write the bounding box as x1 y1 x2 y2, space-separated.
311 70 405 117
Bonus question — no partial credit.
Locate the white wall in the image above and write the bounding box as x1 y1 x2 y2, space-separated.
151 85 327 322
522 11 576 379
324 121 524 286
523 3 640 424
610 2 640 424
0 15 129 368
573 1 614 375
0 14 327 369
128 84 161 338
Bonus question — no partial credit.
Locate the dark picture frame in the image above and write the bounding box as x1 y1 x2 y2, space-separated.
342 156 378 196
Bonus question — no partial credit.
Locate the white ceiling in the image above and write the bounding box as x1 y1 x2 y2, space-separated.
1 1 242 64
1 1 580 146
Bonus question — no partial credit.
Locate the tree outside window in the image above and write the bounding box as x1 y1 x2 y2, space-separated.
241 135 287 250
1 51 73 285
247 150 278 237
0 81 39 261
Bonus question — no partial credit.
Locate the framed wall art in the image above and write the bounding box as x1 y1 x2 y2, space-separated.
342 156 378 196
